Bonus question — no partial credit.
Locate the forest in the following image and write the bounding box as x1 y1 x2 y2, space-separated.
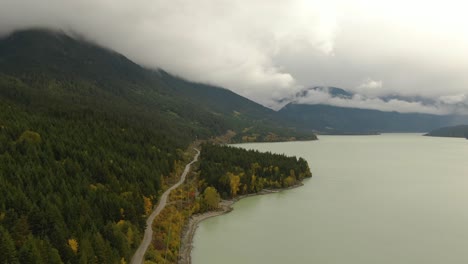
0 52 214 262
142 144 313 264
199 144 312 199
0 84 192 263
425 125 468 138
0 29 315 263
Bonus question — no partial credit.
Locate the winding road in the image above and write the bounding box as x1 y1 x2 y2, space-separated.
131 148 200 264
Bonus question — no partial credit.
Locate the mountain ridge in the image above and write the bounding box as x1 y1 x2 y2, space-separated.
0 29 316 142
3 29 466 137
277 84 468 133
278 103 468 133
425 125 468 138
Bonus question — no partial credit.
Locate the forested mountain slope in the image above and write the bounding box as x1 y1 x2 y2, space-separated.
0 29 315 142
278 103 468 134
0 29 315 263
425 125 468 138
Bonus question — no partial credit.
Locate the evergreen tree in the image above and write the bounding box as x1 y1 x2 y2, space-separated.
0 226 19 264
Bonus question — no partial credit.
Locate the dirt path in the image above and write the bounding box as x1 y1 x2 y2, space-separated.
131 148 200 264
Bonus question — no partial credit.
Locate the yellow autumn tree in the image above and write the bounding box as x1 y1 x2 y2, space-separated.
143 196 152 215
68 238 79 254
203 187 220 210
250 174 257 192
126 227 134 246
243 184 248 194
18 130 42 144
227 172 241 197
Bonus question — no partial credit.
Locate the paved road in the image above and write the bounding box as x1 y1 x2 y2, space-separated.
131 148 200 264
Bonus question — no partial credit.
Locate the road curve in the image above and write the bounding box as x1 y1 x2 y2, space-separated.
131 148 200 264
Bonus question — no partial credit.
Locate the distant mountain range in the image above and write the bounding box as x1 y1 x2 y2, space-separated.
1 29 466 137
298 86 354 99
425 125 468 138
277 86 468 134
287 85 438 105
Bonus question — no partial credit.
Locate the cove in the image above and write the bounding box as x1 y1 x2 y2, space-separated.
192 134 468 264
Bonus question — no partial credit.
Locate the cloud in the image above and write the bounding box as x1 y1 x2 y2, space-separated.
292 88 468 115
355 78 383 96
294 89 452 114
0 0 339 108
439 94 467 105
1 0 468 113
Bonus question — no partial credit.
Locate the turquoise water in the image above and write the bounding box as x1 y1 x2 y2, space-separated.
192 134 468 264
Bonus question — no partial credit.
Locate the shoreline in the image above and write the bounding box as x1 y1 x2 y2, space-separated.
178 182 304 264
130 149 200 264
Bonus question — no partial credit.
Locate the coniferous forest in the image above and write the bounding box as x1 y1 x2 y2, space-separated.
199 144 312 199
0 79 191 263
0 29 315 263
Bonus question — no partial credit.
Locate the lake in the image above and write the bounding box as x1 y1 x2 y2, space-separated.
191 134 468 264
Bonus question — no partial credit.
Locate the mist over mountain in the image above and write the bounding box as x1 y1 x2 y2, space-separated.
2 28 466 137
277 86 468 133
0 29 316 142
2 1 468 112
281 85 468 115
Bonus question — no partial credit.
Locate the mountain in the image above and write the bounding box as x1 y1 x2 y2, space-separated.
310 86 353 98
425 125 468 138
278 86 468 134
155 71 313 141
0 29 315 263
0 29 315 142
278 103 467 134
292 86 438 104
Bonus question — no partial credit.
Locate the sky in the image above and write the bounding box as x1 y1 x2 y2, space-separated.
1 0 468 114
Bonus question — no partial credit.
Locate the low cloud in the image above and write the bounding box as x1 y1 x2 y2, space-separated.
355 78 383 96
1 0 468 113
294 88 465 115
438 94 467 105
0 0 339 108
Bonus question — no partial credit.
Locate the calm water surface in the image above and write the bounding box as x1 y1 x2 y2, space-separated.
192 134 468 264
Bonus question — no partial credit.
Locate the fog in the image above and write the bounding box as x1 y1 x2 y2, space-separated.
1 0 467 113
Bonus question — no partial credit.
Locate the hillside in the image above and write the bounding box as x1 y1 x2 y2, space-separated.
0 29 316 143
425 125 468 138
0 29 315 263
277 85 468 134
278 103 468 134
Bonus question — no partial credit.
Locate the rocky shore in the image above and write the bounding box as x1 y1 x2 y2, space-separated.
178 184 303 264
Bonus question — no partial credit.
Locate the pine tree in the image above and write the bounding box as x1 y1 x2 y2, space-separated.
0 226 19 264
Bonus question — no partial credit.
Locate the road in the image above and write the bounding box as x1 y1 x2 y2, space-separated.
131 148 200 264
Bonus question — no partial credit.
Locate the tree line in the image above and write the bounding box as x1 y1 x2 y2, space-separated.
0 75 200 263
198 144 312 199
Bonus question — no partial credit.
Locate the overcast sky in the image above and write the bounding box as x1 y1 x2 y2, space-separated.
1 0 468 114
